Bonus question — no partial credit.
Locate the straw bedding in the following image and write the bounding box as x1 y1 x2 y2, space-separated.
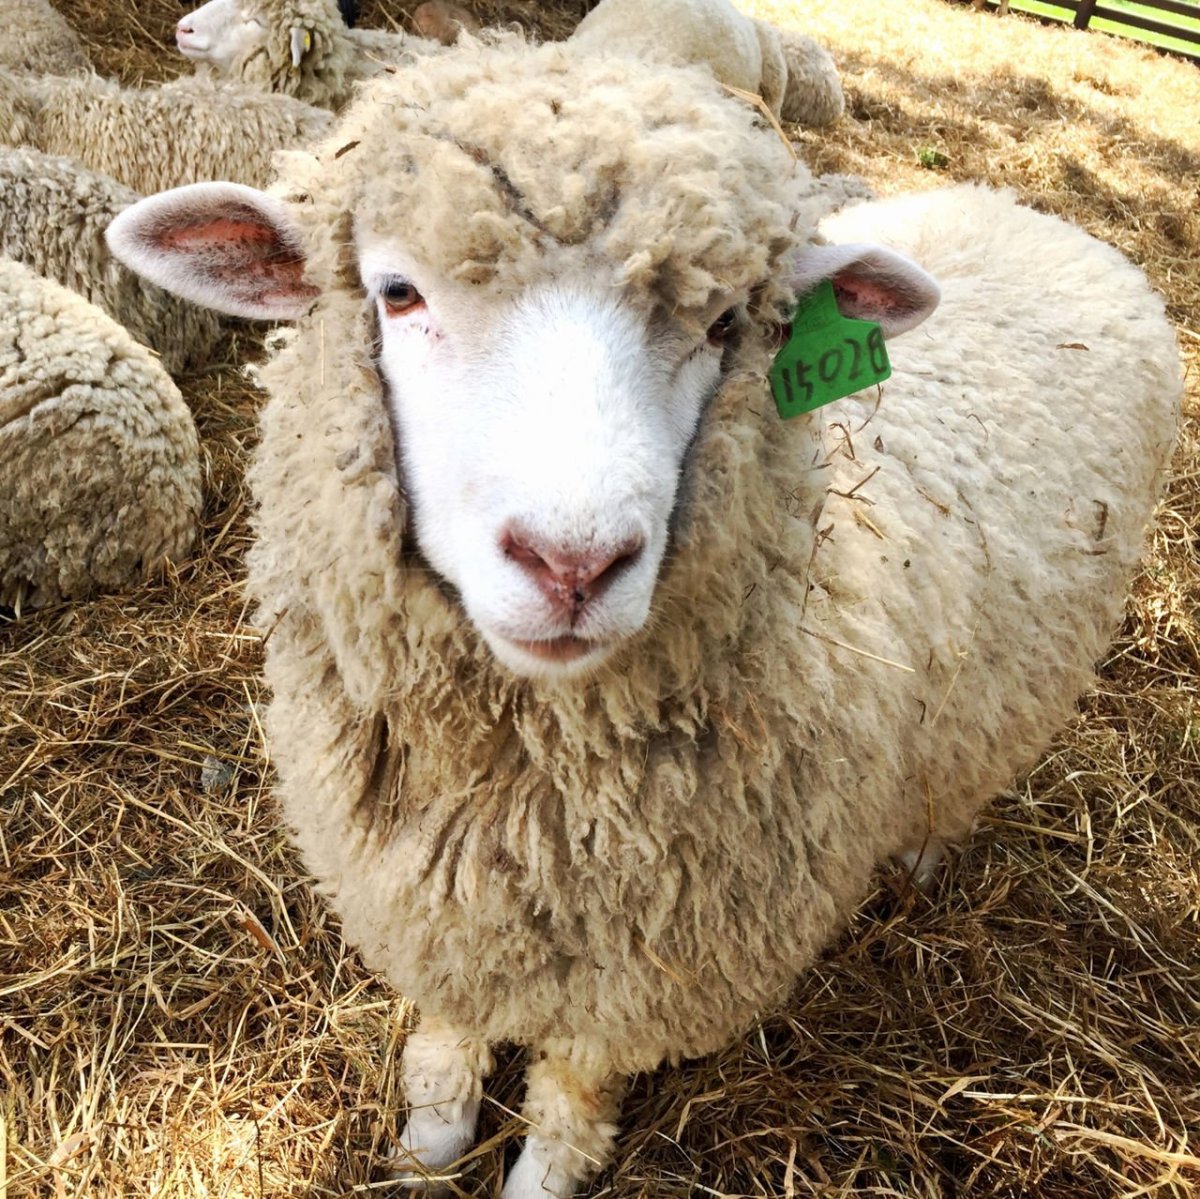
1 0 1197 1195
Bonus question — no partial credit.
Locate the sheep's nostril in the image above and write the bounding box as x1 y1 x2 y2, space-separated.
501 527 645 612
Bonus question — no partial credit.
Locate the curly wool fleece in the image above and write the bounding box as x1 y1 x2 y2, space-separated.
0 259 202 607
249 43 1179 1074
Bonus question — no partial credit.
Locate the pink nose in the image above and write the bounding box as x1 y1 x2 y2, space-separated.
501 526 644 617
177 20 192 34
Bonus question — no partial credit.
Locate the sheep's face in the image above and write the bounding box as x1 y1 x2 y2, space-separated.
176 0 268 71
104 48 940 684
359 242 739 679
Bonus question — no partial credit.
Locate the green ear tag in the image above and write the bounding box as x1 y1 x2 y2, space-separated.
770 279 891 419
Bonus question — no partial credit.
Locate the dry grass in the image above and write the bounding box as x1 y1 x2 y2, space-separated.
3 0 1199 1195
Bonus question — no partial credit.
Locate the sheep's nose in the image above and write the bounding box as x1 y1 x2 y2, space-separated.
177 20 193 34
501 526 644 615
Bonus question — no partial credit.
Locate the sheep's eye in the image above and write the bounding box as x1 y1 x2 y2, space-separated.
707 307 738 347
380 279 424 317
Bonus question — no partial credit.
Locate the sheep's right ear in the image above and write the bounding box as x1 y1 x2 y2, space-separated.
106 182 319 321
787 242 940 338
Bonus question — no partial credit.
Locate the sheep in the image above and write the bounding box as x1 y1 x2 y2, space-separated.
0 147 224 375
106 39 1180 1199
0 70 332 195
0 0 91 77
569 0 846 126
0 258 202 610
176 0 438 110
175 0 843 125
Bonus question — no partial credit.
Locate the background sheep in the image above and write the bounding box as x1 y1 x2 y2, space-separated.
0 0 91 76
570 0 845 126
176 0 436 109
175 0 843 124
0 258 202 609
0 147 224 374
0 70 332 193
108 38 1179 1199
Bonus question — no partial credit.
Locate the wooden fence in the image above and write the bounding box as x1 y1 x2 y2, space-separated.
971 0 1200 62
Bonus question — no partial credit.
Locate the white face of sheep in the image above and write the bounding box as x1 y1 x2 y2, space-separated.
176 0 268 71
357 243 733 676
106 182 939 682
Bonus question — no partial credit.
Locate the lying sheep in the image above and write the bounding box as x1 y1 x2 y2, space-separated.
0 147 224 374
570 0 845 125
108 39 1180 1199
0 258 202 609
0 0 91 76
0 70 331 194
176 0 437 109
175 0 843 125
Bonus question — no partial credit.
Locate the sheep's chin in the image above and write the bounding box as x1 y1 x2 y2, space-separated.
481 630 619 682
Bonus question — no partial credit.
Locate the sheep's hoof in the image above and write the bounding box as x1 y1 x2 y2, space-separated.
383 1100 479 1191
500 1135 588 1199
896 837 948 891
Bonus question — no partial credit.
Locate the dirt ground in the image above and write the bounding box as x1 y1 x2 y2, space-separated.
2 0 1198 1196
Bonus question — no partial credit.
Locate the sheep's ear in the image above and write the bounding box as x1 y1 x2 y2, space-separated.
787 242 940 337
106 182 318 321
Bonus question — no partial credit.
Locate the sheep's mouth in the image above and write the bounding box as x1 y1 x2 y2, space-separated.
175 34 210 57
507 634 602 663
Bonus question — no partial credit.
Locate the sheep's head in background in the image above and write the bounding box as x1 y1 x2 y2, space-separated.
176 0 355 77
176 0 265 70
108 40 937 682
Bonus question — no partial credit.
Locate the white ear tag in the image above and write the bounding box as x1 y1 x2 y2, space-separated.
290 27 311 70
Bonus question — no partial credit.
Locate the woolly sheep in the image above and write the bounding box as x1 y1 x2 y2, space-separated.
0 258 202 609
0 147 224 375
176 0 843 125
0 70 332 194
176 0 438 109
569 0 845 126
107 40 1180 1199
0 0 91 77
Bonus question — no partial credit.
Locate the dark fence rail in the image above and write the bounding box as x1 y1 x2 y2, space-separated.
969 0 1200 62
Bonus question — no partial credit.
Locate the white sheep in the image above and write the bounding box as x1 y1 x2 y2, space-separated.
176 0 437 110
0 0 91 77
174 0 844 125
0 258 202 609
0 147 225 375
0 69 332 194
571 0 846 125
107 40 1180 1199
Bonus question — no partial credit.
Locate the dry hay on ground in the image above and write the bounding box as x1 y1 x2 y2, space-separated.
2 0 1198 1196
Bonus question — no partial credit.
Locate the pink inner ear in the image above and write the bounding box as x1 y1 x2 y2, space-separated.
832 272 898 319
162 217 283 250
159 213 319 307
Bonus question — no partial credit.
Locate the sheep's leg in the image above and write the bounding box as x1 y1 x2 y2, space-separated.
502 1041 626 1199
387 1017 493 1189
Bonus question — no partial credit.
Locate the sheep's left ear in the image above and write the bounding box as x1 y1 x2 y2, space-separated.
106 182 318 320
787 242 940 337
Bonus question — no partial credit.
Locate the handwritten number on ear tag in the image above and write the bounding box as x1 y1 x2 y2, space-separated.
770 279 891 419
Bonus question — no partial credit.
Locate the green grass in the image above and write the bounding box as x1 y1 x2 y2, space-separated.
1000 0 1200 59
